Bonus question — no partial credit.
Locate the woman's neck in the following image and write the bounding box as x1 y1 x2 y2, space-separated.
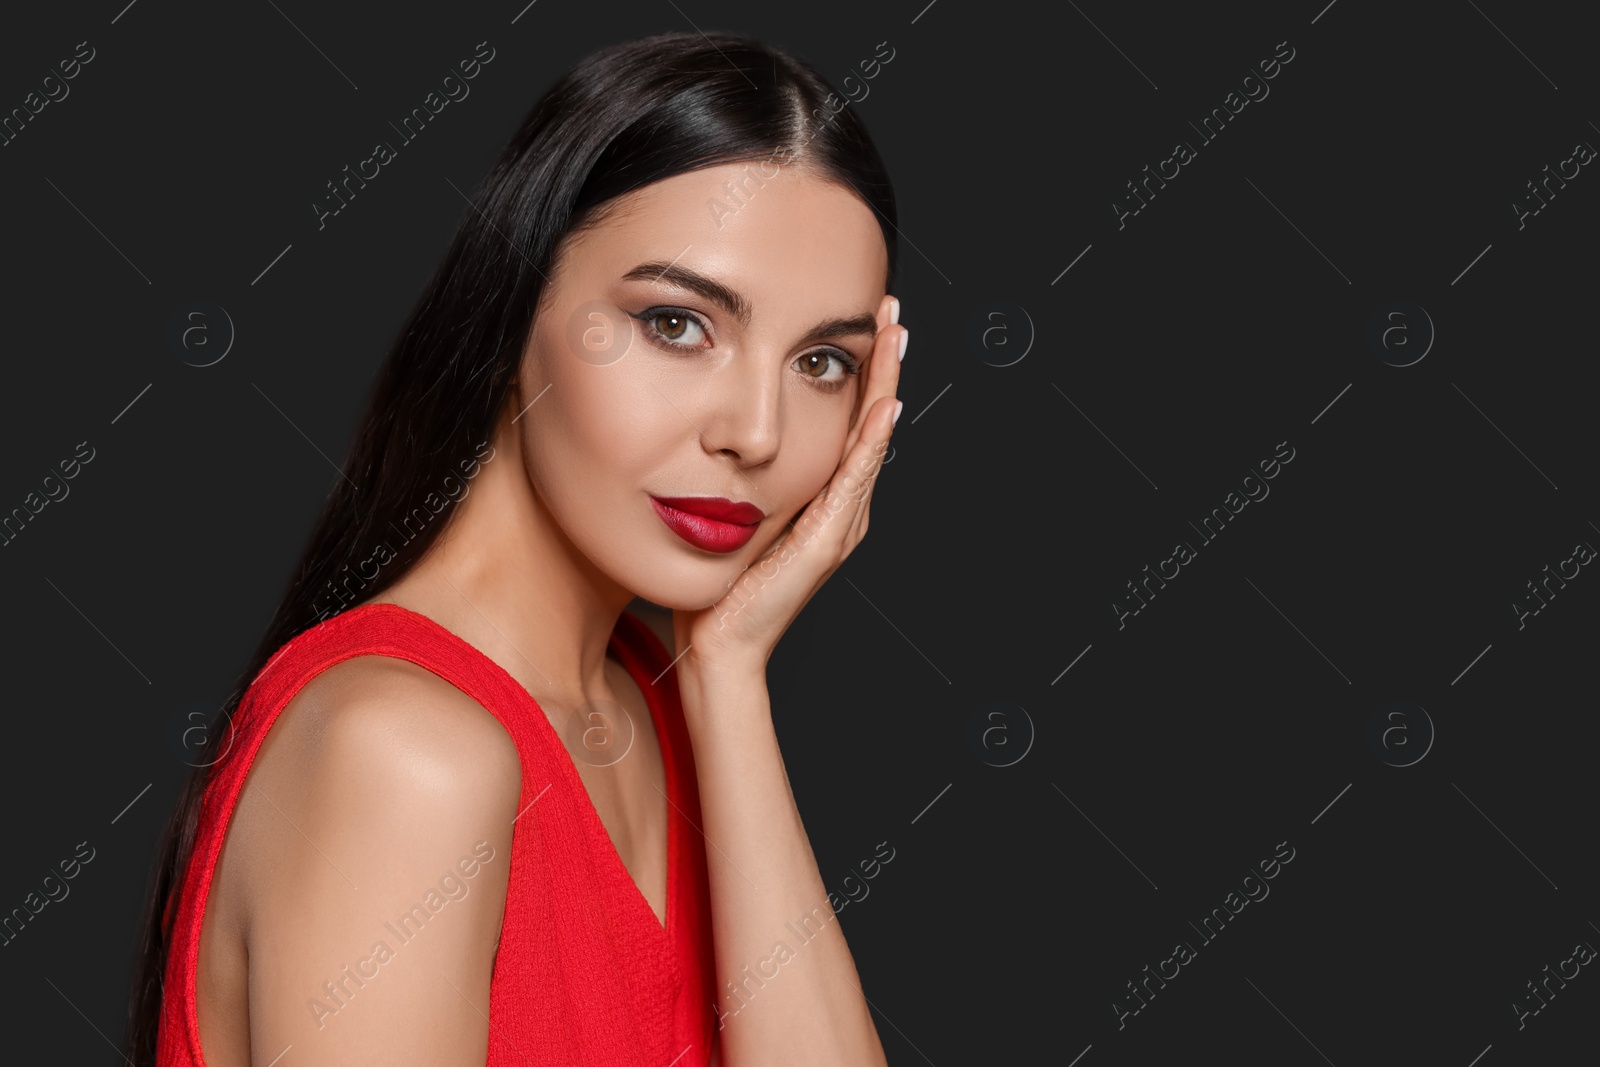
358 414 636 709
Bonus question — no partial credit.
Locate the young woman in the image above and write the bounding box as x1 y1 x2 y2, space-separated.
127 29 907 1067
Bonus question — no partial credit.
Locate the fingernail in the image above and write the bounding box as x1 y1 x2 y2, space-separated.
898 328 909 362
888 297 900 326
892 399 903 425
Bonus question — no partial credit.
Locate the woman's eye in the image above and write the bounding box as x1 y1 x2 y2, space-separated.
635 308 708 349
794 349 859 386
633 307 859 392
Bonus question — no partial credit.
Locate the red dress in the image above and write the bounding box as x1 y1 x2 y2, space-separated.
157 602 717 1066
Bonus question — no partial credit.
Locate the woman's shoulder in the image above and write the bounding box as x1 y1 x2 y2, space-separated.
273 655 521 778
223 654 523 920
207 652 521 1057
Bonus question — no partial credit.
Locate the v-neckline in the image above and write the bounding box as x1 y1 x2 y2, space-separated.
363 602 678 950
596 619 675 936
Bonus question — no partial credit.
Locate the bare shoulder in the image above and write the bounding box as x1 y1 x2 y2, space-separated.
268 655 521 800
215 653 522 1059
224 653 522 919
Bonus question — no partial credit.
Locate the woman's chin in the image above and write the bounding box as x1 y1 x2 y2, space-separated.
626 575 736 616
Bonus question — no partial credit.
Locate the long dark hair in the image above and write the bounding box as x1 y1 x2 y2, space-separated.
125 29 897 1061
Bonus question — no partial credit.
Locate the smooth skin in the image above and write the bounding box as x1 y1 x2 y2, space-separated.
196 158 904 1066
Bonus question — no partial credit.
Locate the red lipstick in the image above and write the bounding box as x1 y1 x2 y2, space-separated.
650 495 764 553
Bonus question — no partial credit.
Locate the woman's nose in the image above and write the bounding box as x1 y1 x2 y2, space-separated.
697 351 782 467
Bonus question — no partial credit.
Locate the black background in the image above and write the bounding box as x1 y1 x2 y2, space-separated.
2 0 1595 1063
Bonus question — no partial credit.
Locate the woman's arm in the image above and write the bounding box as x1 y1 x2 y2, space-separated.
677 662 886 1066
235 657 520 1064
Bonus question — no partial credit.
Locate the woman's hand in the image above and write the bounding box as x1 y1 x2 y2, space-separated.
672 293 906 677
666 299 901 1067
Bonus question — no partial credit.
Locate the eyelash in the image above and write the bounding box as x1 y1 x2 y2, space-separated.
629 306 862 393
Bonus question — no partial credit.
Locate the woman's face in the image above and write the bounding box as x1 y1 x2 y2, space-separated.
513 159 890 610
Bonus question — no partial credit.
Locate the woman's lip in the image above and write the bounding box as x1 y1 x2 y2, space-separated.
650 497 760 554
650 496 765 523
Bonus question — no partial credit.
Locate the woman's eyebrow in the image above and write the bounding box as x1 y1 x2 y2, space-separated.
624 261 752 326
622 261 878 342
800 312 878 342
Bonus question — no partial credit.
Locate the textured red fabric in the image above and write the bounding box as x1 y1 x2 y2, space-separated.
156 602 716 1065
